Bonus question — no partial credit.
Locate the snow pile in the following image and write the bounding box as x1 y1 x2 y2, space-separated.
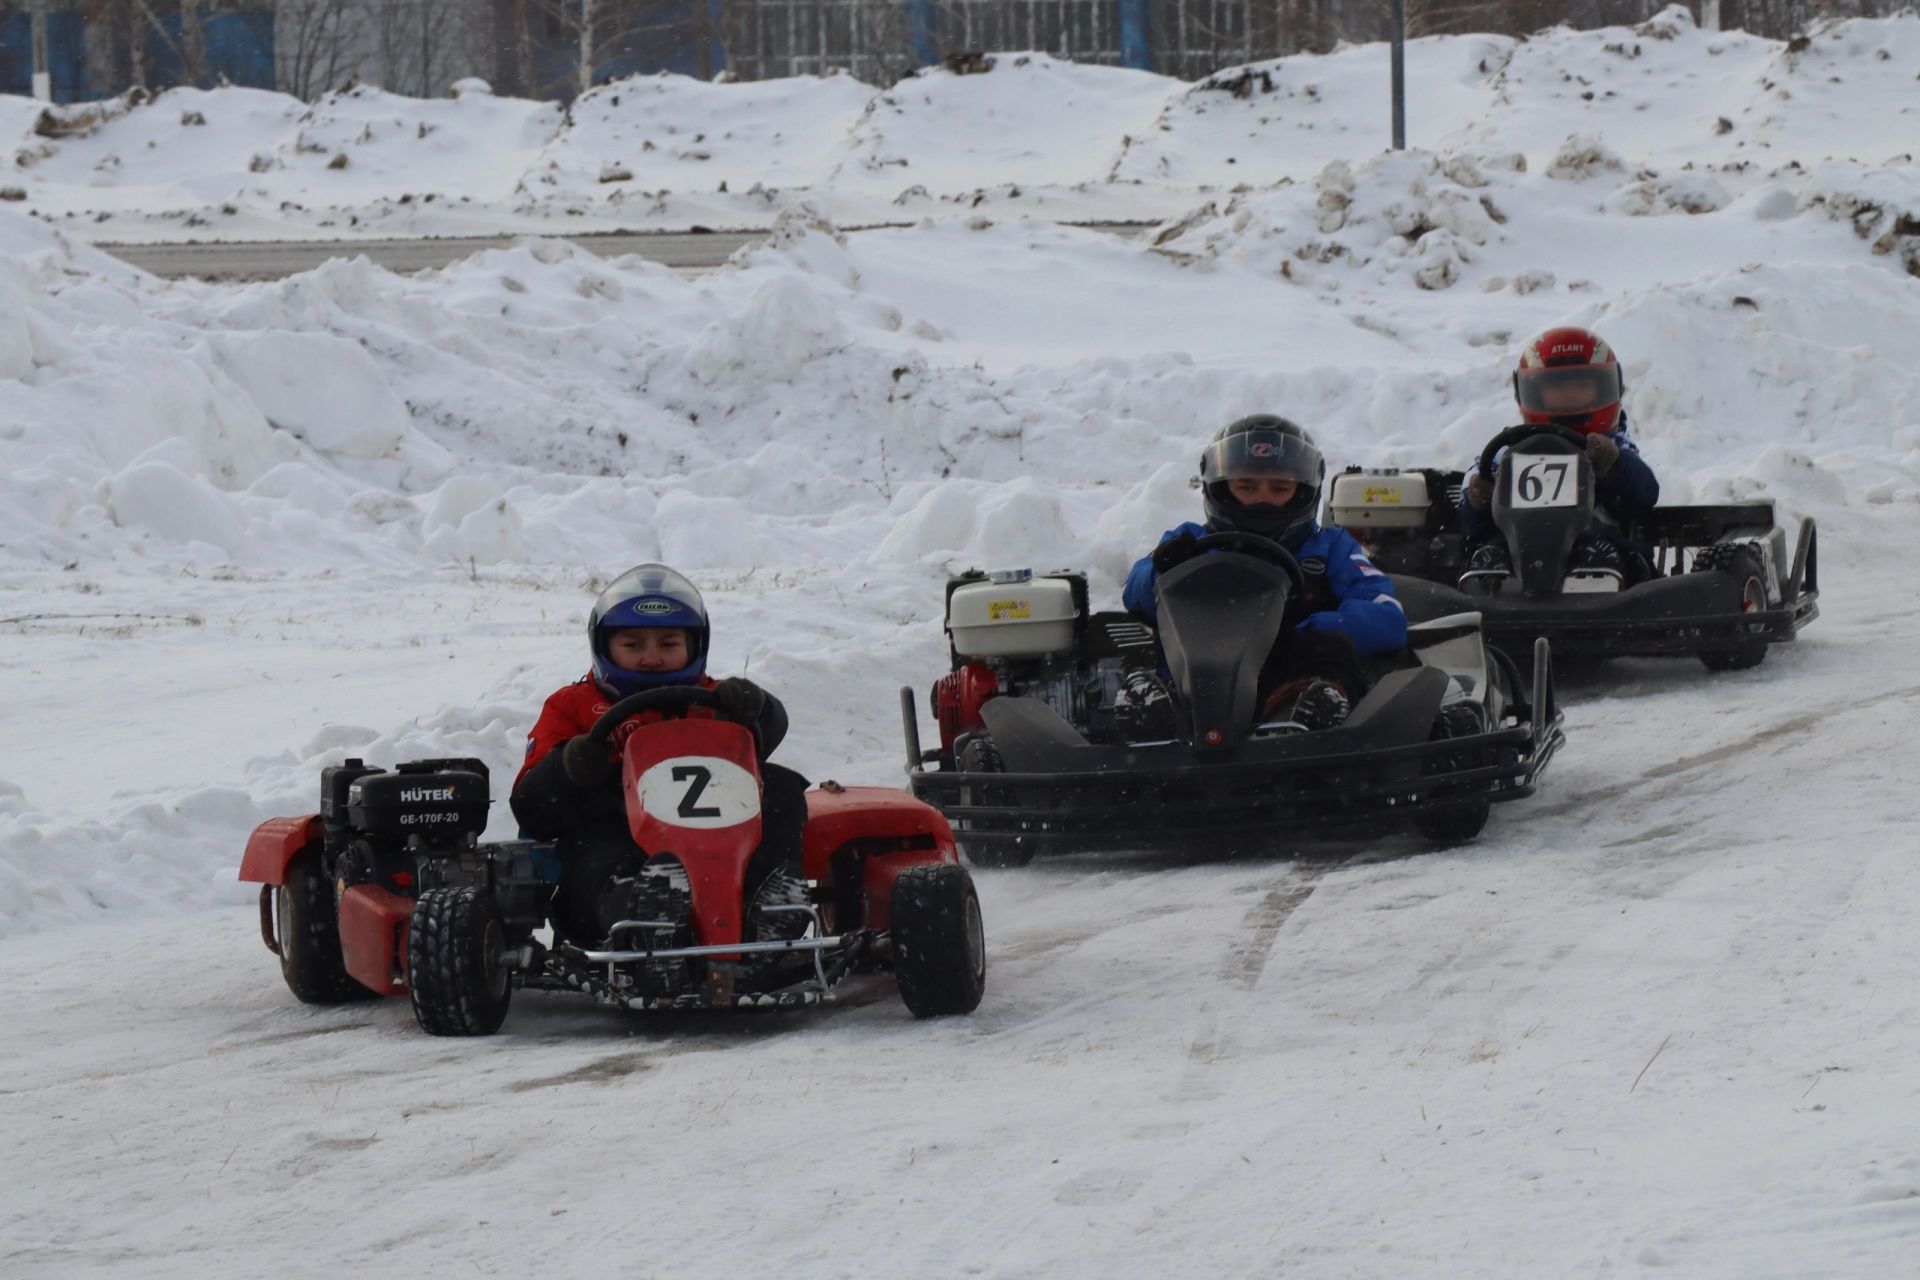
535 70 874 201
0 9 1916 239
841 53 1170 196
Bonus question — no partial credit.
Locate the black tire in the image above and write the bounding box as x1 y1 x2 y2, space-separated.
891 864 987 1018
1693 544 1769 671
1414 702 1492 845
408 887 513 1036
956 736 1034 869
276 850 374 1005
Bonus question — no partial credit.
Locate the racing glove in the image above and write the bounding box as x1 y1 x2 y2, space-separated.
713 676 768 727
1466 473 1493 510
561 734 616 786
1151 530 1201 575
1585 433 1619 476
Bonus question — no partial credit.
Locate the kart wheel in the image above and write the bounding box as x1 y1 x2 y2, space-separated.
408 887 513 1037
275 850 375 1004
891 864 986 1018
1414 703 1492 846
1693 545 1769 671
952 740 1029 871
956 737 1033 869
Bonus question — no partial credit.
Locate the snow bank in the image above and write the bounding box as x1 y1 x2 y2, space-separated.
1 13 1916 239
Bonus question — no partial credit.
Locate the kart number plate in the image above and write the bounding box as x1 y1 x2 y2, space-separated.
636 756 760 830
1509 453 1578 509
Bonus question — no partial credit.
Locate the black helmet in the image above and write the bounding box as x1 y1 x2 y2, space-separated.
1197 415 1326 547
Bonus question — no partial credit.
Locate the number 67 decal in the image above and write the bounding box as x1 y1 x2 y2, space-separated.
636 756 762 828
1507 452 1580 509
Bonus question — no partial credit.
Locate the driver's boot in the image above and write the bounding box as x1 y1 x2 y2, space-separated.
1566 536 1625 590
1458 543 1512 594
1261 678 1352 732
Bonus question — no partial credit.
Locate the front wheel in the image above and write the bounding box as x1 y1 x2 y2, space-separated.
891 865 986 1018
956 736 1033 869
1693 544 1769 672
408 887 513 1036
1413 702 1492 845
275 850 374 1005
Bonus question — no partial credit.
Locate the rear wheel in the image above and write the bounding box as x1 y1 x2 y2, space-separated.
891 864 986 1018
1414 702 1492 845
275 850 374 1004
408 887 513 1036
956 736 1033 869
1694 544 1769 671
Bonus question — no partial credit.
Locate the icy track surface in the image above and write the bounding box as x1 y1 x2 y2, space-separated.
5 8 1920 1276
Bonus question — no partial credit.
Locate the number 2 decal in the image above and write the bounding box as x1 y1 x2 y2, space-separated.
672 765 722 819
637 755 760 828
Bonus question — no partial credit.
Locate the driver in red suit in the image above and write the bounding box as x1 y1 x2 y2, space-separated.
510 563 802 944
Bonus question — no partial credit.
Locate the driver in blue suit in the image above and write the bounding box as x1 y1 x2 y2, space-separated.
1457 326 1661 585
1123 416 1405 731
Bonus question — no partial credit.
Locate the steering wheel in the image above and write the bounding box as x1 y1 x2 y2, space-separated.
1478 423 1590 483
1179 531 1309 598
585 685 758 755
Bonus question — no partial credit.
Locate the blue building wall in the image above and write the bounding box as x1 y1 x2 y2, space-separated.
0 11 87 103
145 11 277 91
0 8 271 104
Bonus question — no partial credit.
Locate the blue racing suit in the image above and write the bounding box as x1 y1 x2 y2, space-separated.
1123 520 1407 657
1457 414 1660 547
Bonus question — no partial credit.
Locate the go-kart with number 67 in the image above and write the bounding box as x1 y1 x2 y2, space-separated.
1328 422 1818 672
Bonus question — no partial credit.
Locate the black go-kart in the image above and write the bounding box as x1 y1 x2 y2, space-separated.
900 531 1565 868
1325 424 1819 671
241 687 985 1035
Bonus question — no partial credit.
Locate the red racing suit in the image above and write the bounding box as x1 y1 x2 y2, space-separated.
512 673 724 792
508 672 801 944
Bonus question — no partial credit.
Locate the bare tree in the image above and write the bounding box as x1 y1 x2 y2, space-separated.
517 0 719 96
360 0 489 96
278 0 358 98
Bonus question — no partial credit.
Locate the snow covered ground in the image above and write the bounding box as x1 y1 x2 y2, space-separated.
4 6 1920 1275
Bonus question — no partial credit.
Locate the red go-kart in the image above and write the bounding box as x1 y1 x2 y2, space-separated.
238 688 986 1035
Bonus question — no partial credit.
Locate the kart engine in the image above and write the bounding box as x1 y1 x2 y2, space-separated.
937 570 1152 746
321 757 492 891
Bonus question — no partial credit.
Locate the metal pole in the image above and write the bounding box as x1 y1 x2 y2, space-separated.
30 0 52 102
1390 0 1406 150
1701 0 1721 30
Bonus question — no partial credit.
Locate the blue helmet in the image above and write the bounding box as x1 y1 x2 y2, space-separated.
587 564 710 698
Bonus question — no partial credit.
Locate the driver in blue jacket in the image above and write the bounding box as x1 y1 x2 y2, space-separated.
1123 416 1406 731
1458 326 1660 585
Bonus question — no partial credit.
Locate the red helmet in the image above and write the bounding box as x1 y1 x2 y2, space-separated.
1513 326 1623 434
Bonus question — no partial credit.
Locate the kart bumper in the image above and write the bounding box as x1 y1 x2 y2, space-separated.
909 720 1563 855
1395 575 1818 659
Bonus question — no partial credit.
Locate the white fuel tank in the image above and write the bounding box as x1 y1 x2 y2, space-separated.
947 572 1081 658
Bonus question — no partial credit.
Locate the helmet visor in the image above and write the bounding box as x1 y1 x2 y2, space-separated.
1516 364 1622 417
1199 429 1324 485
592 565 707 636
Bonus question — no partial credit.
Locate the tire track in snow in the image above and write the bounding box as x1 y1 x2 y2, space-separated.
1530 681 1920 822
1222 858 1351 990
